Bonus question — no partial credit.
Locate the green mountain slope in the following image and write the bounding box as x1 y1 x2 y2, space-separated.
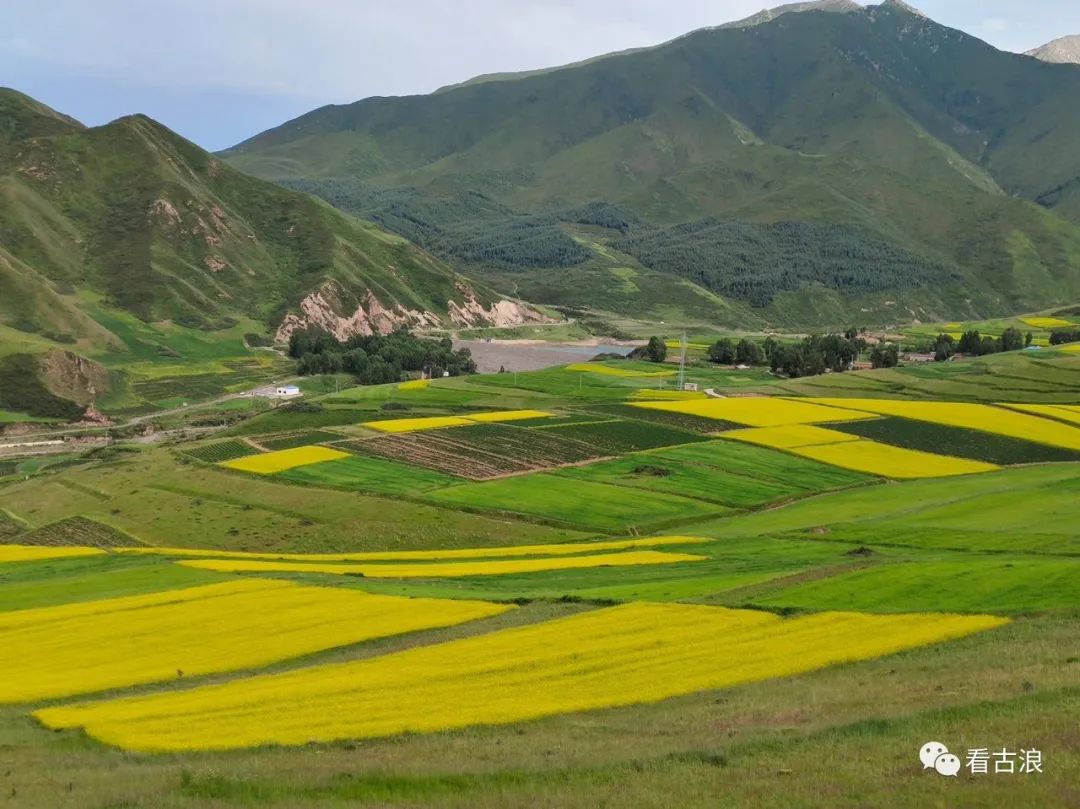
223 2 1080 328
0 89 546 418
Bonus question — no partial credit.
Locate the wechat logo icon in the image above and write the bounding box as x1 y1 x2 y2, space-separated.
920 741 960 777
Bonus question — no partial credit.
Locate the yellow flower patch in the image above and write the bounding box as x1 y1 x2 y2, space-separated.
397 379 430 391
0 579 507 703
722 425 863 449
0 545 106 564
117 535 708 562
177 550 705 579
36 603 1005 752
362 410 553 432
630 389 708 401
362 415 474 433
220 445 349 474
632 397 875 427
1021 317 1075 329
803 399 1080 451
793 439 999 479
1001 403 1080 426
465 409 553 423
565 363 675 378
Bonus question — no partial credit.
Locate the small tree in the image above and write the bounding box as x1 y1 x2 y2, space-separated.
999 327 1024 353
708 338 736 365
870 343 899 369
736 338 765 366
644 336 668 363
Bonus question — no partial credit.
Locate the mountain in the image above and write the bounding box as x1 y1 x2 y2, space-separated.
1027 35 1080 65
0 88 545 417
718 0 863 30
223 2 1080 328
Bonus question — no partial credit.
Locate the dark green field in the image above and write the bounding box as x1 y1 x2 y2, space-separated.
832 416 1080 465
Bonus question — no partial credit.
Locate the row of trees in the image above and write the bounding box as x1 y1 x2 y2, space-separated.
930 328 1030 360
288 328 476 384
1050 329 1080 345
706 330 888 378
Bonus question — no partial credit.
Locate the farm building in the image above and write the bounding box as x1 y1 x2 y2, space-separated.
251 384 302 399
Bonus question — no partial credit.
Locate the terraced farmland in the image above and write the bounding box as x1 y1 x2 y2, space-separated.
257 430 344 451
183 439 260 463
13 517 139 548
341 423 602 480
542 419 708 453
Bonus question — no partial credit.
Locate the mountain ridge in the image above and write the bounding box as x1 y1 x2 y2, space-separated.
221 6 1080 327
0 87 544 341
0 88 548 416
1027 35 1080 65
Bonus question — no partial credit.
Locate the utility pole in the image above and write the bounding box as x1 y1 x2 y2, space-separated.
677 331 688 391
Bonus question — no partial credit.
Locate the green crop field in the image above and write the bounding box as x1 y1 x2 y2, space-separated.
541 418 709 454
258 430 345 451
748 559 1080 614
277 454 457 495
655 440 872 492
552 449 865 509
426 474 726 532
184 439 261 463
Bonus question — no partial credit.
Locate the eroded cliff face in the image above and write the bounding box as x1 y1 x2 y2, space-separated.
274 281 550 342
447 287 551 329
37 350 111 406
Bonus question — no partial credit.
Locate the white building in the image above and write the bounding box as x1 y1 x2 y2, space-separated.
275 385 301 397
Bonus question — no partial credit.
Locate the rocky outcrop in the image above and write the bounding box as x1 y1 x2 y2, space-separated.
275 282 441 342
37 350 110 407
447 287 551 328
275 281 552 342
1027 35 1080 65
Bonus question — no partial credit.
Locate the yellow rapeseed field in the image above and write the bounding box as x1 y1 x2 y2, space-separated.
177 550 705 579
361 415 473 433
397 379 430 391
1 579 508 702
36 603 1006 752
362 410 553 432
465 409 553 423
1060 344 1080 353
722 425 863 449
632 397 875 427
1002 403 1080 426
221 445 349 474
116 535 709 562
630 389 707 401
793 439 999 479
565 363 675 378
803 398 1080 451
1021 317 1074 329
0 545 105 564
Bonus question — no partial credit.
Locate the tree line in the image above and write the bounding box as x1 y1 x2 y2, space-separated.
289 328 476 384
926 328 1029 360
702 330 898 378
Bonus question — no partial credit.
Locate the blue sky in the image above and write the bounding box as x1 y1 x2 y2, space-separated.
4 1 1079 151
